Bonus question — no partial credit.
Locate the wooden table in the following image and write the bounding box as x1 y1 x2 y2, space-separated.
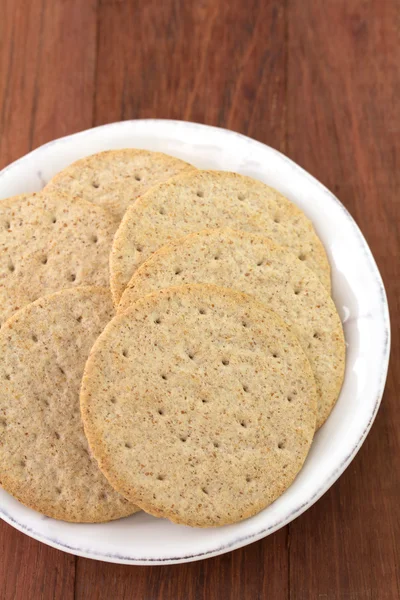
1 1 399 598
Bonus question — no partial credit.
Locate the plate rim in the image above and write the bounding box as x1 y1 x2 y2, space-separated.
0 119 391 565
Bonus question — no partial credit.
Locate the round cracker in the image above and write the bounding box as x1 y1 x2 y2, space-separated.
44 149 195 219
0 190 118 325
119 229 345 428
110 170 330 304
81 284 317 527
0 287 138 522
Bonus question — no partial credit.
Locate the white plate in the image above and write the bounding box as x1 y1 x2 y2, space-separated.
0 120 390 565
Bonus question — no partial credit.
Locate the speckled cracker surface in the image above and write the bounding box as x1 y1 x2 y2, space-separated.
110 170 330 304
81 284 317 527
119 229 345 428
0 287 137 522
44 149 195 219
0 190 118 325
0 193 30 203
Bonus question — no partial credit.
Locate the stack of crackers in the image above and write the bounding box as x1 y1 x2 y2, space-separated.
0 149 345 527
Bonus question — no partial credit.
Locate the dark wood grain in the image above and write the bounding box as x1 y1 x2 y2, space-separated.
94 0 287 152
0 0 399 598
287 1 400 599
0 0 97 598
0 0 43 169
0 0 97 171
75 531 288 600
0 521 75 600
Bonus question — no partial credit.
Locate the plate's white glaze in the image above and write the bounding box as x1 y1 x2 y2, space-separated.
0 120 390 565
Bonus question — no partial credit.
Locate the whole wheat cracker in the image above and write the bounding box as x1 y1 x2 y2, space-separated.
110 170 331 304
0 287 138 522
81 284 317 527
0 190 118 325
44 149 195 219
119 228 345 428
0 193 30 203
